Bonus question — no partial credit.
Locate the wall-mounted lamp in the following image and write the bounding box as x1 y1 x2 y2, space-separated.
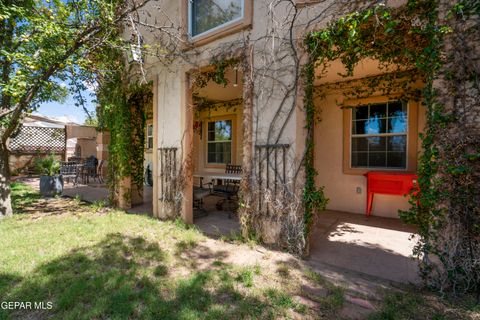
233 67 238 87
127 33 144 64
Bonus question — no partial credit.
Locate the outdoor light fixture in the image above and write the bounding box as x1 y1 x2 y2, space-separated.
127 44 142 64
233 67 238 87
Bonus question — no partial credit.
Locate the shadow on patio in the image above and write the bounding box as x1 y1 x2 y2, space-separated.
193 195 241 238
308 210 420 284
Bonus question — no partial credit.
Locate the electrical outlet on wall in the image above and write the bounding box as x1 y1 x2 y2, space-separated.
356 187 362 194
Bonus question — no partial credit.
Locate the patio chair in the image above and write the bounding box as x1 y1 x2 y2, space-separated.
67 156 81 163
83 156 98 184
92 160 105 183
212 164 242 217
60 162 80 186
193 185 212 219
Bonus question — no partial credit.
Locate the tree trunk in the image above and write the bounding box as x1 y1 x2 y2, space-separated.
0 142 12 218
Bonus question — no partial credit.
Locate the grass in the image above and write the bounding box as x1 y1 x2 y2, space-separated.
304 268 346 313
2 182 478 319
10 181 41 213
1 182 320 319
368 291 480 320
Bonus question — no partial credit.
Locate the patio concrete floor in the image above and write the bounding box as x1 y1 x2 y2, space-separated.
62 182 153 214
61 178 241 236
308 210 420 285
193 195 241 237
60 178 240 237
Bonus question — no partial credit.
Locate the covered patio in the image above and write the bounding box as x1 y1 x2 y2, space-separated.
309 210 420 284
61 178 241 236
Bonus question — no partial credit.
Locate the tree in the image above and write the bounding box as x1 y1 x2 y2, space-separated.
0 0 149 217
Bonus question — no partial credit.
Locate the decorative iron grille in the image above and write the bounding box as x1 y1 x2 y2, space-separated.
158 147 178 202
9 126 65 153
255 143 290 213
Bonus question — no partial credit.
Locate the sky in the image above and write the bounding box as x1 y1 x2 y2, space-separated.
36 87 96 125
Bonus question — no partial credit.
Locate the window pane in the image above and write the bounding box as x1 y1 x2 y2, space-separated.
388 101 406 118
352 137 368 152
370 103 387 118
387 152 406 168
364 118 386 134
387 135 406 152
191 0 243 37
388 116 407 133
351 152 367 167
352 120 366 135
350 101 407 169
367 136 386 152
208 141 231 164
214 120 232 141
353 105 369 120
369 152 386 167
147 125 153 136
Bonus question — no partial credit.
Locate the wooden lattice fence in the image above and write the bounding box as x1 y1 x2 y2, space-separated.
9 126 65 154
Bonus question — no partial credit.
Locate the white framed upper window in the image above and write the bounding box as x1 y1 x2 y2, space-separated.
207 119 232 164
350 101 408 169
188 0 245 39
146 124 153 149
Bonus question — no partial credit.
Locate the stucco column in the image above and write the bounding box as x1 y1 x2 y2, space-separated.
181 72 193 224
152 75 159 218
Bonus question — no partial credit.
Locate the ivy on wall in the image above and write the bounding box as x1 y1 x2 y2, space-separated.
303 0 479 295
97 56 152 205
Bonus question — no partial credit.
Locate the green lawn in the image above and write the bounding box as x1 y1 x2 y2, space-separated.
0 183 323 319
1 182 477 319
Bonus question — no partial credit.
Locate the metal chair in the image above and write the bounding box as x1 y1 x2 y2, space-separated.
193 186 212 218
83 156 98 184
60 162 80 186
212 164 242 217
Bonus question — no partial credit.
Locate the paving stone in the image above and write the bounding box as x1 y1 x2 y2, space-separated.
293 295 320 310
345 295 376 310
338 302 374 320
300 284 329 298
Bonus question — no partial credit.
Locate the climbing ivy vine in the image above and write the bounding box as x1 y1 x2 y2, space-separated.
303 0 479 295
96 52 152 205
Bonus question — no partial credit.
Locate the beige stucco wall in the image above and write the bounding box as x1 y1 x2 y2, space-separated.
76 138 96 159
137 0 420 227
9 153 63 175
66 125 96 139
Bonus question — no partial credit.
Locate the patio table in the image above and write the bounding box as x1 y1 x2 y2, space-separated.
193 172 242 188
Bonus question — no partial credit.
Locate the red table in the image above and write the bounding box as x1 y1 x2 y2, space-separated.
364 171 419 216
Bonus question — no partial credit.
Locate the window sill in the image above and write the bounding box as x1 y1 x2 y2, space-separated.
295 0 322 8
343 167 411 176
182 0 253 49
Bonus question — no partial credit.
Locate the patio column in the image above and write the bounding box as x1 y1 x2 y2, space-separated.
181 72 193 224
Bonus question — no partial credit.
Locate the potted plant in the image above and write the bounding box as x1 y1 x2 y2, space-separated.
36 155 63 196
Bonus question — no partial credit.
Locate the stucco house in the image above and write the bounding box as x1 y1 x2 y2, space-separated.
116 0 478 263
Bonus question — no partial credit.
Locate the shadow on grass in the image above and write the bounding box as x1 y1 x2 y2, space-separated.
10 182 42 214
0 233 276 320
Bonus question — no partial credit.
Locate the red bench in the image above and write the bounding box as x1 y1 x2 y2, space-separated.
364 171 419 216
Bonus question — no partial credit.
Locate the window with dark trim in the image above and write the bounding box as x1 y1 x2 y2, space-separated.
351 101 407 169
188 0 244 38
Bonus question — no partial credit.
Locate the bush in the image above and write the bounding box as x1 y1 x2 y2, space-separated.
36 155 60 176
